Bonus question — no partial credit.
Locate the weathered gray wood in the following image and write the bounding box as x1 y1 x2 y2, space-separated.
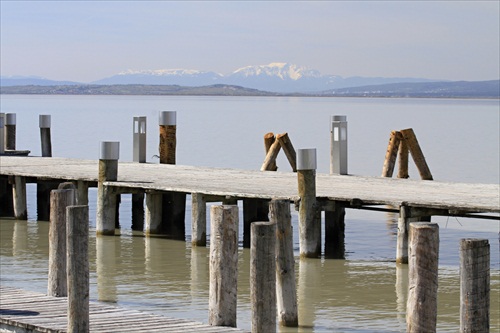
12 176 27 220
298 169 320 258
96 159 118 235
37 180 60 221
269 199 298 327
66 205 89 333
250 221 276 333
209 205 238 327
460 238 490 332
40 128 52 157
263 132 278 171
396 205 409 264
276 133 297 172
407 222 439 332
397 137 409 179
400 128 433 180
381 130 401 177
260 136 281 172
243 198 269 248
76 180 89 206
145 191 162 235
48 188 75 297
191 193 207 246
324 201 345 259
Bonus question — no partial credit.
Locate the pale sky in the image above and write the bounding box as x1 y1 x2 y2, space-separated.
1 1 499 82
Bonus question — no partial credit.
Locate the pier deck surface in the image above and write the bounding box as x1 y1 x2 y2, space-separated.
0 286 246 333
0 156 499 214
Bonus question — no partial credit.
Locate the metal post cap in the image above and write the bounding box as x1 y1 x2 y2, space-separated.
159 111 176 125
331 115 347 122
39 115 51 128
297 148 317 170
6 113 16 125
100 141 120 160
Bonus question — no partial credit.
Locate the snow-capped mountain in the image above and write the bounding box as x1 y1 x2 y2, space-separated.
230 62 322 80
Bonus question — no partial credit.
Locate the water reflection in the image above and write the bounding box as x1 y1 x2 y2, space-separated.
96 235 118 302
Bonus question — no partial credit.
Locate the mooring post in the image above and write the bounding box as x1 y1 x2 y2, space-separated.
96 141 119 235
407 222 439 332
460 238 490 332
47 185 75 297
66 205 89 333
324 201 346 259
396 205 410 264
297 148 321 258
0 113 5 154
269 199 298 327
243 198 269 248
330 115 348 175
131 116 147 231
12 176 27 220
208 205 238 327
158 111 186 239
191 193 207 246
39 115 52 157
5 113 16 150
251 221 277 333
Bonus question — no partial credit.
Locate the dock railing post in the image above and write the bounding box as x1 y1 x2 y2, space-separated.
158 111 186 239
460 238 490 332
209 205 238 327
251 221 277 333
297 148 321 258
407 222 439 332
269 199 298 327
47 185 75 297
330 115 348 175
96 141 119 235
132 116 146 231
5 113 16 150
67 205 89 333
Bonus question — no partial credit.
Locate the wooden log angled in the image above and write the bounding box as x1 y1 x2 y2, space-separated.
400 128 433 180
263 132 278 171
381 130 401 177
276 133 297 172
397 136 409 179
261 137 281 171
460 238 490 332
269 199 298 327
407 222 439 332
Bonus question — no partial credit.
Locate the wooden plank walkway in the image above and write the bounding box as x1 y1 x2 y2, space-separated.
0 286 246 333
0 156 499 214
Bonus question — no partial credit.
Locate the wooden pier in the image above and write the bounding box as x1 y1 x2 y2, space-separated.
0 286 246 333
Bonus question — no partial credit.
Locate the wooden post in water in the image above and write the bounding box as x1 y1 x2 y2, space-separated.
297 149 320 258
0 113 5 154
209 205 238 327
5 113 16 150
75 180 89 206
132 116 146 231
191 193 206 246
269 199 298 327
324 201 346 259
96 141 119 236
12 176 27 220
460 238 490 332
145 191 162 235
66 205 89 333
400 128 433 180
381 130 401 177
251 221 276 333
396 205 410 264
158 111 186 239
47 186 75 297
243 198 269 248
407 222 439 332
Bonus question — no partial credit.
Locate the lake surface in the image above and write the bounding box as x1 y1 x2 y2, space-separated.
0 95 499 332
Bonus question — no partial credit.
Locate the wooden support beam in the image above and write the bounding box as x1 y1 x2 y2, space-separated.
37 179 60 221
276 133 297 172
0 175 14 217
12 176 27 220
261 136 281 172
191 193 207 246
263 132 278 171
396 205 410 264
397 135 409 179
145 191 162 235
131 192 144 231
324 201 346 259
400 128 433 180
381 131 402 177
243 198 269 248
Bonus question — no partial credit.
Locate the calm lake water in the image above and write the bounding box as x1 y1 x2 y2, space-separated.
1 95 499 332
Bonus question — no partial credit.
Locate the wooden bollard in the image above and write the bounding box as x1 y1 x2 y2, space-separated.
67 205 89 333
5 113 16 150
324 201 346 259
460 239 490 332
407 222 439 332
96 141 119 235
209 205 238 327
191 193 206 246
297 148 321 258
251 221 277 333
269 199 298 327
47 186 75 296
12 176 27 220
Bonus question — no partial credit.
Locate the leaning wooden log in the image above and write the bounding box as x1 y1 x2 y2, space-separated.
276 133 297 172
397 136 409 179
381 130 402 177
263 132 278 171
400 128 433 180
261 136 282 171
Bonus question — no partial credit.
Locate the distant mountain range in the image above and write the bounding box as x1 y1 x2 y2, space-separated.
1 63 498 98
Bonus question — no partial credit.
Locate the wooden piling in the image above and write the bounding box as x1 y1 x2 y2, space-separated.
75 180 89 206
5 113 16 150
191 193 207 246
397 136 409 179
37 179 60 221
396 205 410 264
407 222 439 332
243 198 269 248
96 142 119 236
269 199 298 327
251 221 277 333
0 176 14 217
297 149 321 258
66 205 89 333
276 133 297 172
12 176 27 220
324 201 346 259
208 205 238 327
460 238 490 332
145 191 162 235
381 131 401 177
131 193 145 231
47 187 75 297
263 132 278 171
400 128 433 180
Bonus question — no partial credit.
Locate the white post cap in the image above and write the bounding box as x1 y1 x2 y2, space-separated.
6 113 16 125
297 148 317 170
159 111 176 125
39 115 51 128
100 141 120 160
